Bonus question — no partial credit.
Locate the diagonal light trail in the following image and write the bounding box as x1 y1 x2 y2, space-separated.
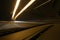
12 0 21 20
11 0 51 20
14 0 36 20
35 0 51 9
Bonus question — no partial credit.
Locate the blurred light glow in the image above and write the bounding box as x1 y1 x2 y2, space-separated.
13 21 25 23
12 0 21 20
14 0 36 20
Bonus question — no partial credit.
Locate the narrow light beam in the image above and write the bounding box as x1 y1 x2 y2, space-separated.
14 0 36 20
35 0 51 9
12 0 21 20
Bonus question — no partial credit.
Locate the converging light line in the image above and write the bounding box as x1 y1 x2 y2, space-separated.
12 0 21 20
14 0 36 20
35 0 51 9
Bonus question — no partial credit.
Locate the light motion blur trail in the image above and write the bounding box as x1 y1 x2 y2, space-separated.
11 0 51 20
35 0 51 9
14 0 36 20
12 0 21 20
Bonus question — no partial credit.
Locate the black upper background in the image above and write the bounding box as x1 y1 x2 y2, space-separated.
0 0 60 21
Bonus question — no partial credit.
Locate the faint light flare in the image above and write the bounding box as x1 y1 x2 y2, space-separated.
35 0 51 9
12 0 21 20
14 0 36 20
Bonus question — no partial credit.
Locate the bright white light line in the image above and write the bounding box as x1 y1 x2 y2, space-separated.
14 0 36 20
12 0 21 19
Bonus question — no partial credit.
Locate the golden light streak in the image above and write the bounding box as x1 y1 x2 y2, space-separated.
14 0 36 20
12 0 21 20
35 0 51 9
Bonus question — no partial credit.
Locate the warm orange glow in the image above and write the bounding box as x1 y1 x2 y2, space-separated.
12 0 21 20
14 0 36 20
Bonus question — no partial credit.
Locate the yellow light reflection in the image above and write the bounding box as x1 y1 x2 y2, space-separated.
14 0 36 20
12 0 21 20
